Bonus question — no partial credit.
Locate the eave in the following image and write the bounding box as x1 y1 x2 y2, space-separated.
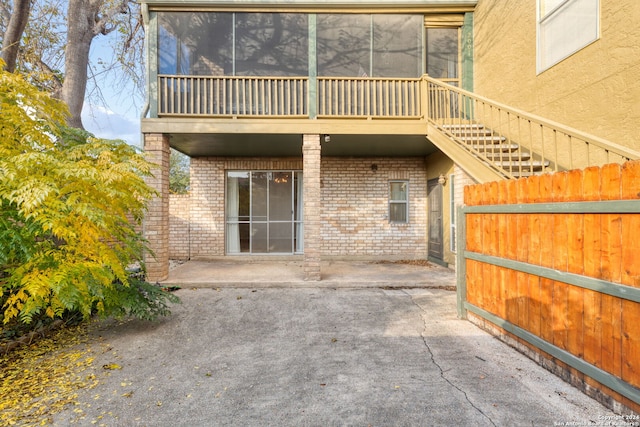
140 0 476 13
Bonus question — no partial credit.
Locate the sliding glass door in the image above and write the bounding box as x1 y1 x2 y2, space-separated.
226 171 303 254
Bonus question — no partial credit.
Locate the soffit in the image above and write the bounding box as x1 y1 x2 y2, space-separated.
170 133 438 158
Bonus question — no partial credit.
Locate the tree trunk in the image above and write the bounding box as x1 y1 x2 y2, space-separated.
61 0 105 129
1 0 31 73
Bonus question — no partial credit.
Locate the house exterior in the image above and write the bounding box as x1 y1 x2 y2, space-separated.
140 0 640 282
472 0 640 153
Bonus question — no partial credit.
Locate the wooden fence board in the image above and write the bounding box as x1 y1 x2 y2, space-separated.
621 160 640 287
600 164 622 283
620 161 640 388
566 170 585 361
516 178 530 329
487 182 500 315
551 172 569 351
622 300 640 388
538 175 555 344
582 166 602 369
540 277 554 344
527 176 542 336
461 160 640 410
600 164 623 378
497 180 509 319
505 180 519 325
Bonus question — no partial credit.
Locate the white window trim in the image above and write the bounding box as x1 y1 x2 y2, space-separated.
389 180 409 224
536 0 600 74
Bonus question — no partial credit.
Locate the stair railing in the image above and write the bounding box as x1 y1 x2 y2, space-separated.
424 75 640 178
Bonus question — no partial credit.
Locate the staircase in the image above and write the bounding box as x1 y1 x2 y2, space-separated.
423 75 640 183
442 124 550 178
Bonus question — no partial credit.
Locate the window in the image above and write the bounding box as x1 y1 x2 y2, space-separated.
537 0 599 73
389 181 409 223
426 28 459 82
158 12 309 76
317 14 423 78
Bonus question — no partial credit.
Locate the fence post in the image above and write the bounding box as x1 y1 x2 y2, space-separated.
456 205 468 319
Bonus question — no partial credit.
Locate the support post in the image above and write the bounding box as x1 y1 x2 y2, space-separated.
144 133 170 282
303 134 321 281
456 205 468 319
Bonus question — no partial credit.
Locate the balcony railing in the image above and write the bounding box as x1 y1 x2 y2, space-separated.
317 77 422 118
158 75 309 117
157 75 423 119
155 74 639 178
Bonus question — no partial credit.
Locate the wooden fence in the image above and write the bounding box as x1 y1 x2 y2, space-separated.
457 160 640 413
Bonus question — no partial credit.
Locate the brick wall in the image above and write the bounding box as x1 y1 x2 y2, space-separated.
143 133 170 281
169 194 190 260
189 157 225 259
320 157 427 258
453 164 477 207
170 156 428 260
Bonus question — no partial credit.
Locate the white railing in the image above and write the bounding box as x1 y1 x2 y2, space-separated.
157 75 423 119
424 76 640 176
158 75 308 117
317 77 422 118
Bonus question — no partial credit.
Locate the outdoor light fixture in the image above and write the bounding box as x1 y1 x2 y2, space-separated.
371 163 378 171
324 134 331 143
438 174 447 185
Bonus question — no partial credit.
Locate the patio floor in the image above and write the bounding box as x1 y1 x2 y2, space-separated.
160 259 456 289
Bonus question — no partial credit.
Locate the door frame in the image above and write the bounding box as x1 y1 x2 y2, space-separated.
427 178 444 264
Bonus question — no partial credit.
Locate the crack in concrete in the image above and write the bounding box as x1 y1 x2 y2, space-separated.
403 290 497 427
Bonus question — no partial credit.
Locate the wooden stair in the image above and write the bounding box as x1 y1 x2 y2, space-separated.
442 124 550 178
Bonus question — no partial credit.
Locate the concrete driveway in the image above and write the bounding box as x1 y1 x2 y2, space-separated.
52 273 614 426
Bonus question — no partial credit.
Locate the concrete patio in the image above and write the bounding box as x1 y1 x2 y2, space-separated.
161 259 457 289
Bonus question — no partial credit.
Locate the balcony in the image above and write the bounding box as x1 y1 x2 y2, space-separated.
148 74 639 181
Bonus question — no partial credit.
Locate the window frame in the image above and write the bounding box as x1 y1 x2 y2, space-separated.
536 0 600 73
388 180 409 224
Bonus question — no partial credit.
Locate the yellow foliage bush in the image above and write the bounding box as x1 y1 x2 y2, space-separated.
0 62 178 324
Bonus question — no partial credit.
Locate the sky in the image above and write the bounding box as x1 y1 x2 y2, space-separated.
81 34 143 149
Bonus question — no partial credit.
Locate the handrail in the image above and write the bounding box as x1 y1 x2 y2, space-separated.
423 75 640 177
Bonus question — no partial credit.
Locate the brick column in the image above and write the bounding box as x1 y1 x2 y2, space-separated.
143 133 170 282
303 134 321 281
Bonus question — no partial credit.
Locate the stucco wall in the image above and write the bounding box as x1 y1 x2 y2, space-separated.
473 0 640 151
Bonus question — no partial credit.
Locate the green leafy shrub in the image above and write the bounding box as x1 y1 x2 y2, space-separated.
0 63 179 324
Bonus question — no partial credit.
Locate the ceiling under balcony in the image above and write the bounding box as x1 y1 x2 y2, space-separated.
169 133 438 158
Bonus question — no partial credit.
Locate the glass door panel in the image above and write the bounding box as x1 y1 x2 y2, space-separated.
269 223 293 253
252 222 268 253
269 172 293 221
251 172 268 221
426 28 459 85
226 170 302 254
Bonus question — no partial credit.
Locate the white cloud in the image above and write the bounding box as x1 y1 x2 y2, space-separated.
81 104 141 148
